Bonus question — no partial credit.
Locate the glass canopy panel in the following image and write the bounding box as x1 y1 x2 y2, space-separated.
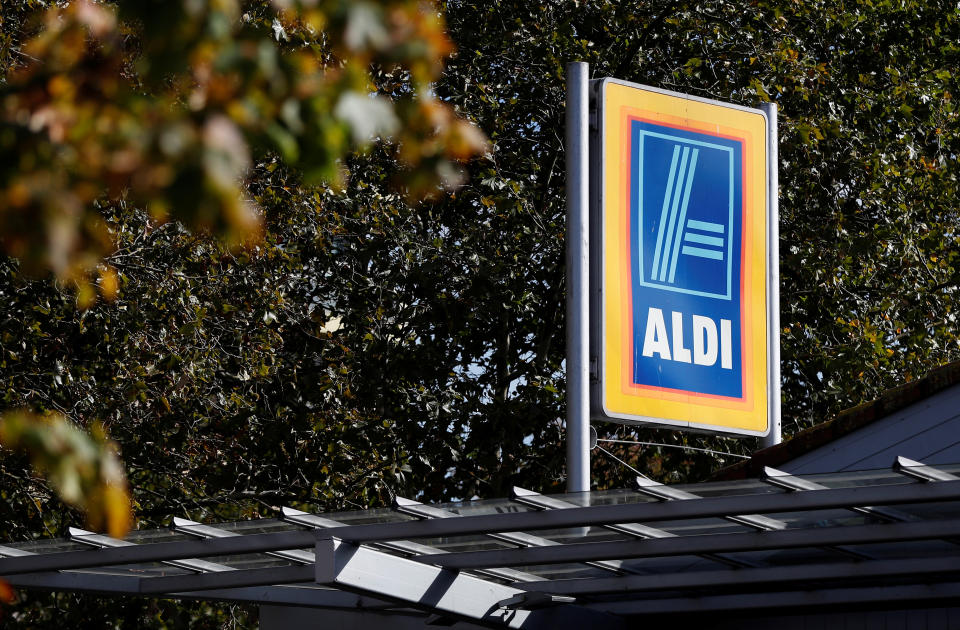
195 518 301 535
84 563 195 577
2 538 87 555
1 464 957 595
437 497 539 515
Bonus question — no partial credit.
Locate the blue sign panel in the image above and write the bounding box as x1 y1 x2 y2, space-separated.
629 120 744 399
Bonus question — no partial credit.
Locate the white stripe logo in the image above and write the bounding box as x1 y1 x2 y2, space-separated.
648 144 728 286
637 130 736 301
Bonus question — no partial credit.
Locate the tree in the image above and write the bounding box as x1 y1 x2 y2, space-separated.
433 0 960 483
3 0 960 625
1 0 485 622
0 0 485 536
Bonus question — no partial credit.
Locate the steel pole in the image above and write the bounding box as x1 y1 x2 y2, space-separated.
565 62 590 492
761 101 781 449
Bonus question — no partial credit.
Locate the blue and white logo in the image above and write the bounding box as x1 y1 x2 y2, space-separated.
629 120 744 398
636 131 735 300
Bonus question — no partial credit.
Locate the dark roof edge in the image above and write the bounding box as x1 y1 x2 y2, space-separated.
713 361 960 481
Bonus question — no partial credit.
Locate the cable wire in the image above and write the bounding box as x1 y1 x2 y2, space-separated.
594 444 656 482
596 439 751 460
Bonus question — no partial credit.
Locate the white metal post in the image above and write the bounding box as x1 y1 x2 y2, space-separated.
761 101 782 449
566 62 591 492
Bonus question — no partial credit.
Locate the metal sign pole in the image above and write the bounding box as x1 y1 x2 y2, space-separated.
566 61 590 492
761 101 782 449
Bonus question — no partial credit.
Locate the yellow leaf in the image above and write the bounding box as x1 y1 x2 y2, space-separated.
76 281 97 310
0 411 132 539
103 484 133 539
98 265 118 301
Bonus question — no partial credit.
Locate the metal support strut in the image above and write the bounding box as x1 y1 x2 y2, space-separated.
760 100 782 448
566 60 591 493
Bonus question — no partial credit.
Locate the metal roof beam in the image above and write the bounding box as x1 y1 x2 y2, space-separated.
4 569 398 610
0 545 34 558
517 554 960 596
171 517 315 565
5 481 960 576
414 517 960 570
893 456 960 482
314 535 624 630
753 470 896 559
511 486 674 539
632 476 787 531
393 496 628 575
69 527 232 574
3 545 397 609
510 486 753 569
760 467 916 523
6 569 147 594
137 564 316 594
283 506 441 557
587 582 960 616
325 479 960 544
282 506 539 583
0 530 317 576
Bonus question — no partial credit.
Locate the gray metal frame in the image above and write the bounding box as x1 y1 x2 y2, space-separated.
519 555 960 596
315 536 623 630
173 517 315 564
69 526 234 574
761 466 916 522
3 457 960 626
588 582 960 616
895 455 960 482
565 60 592 492
512 485 754 568
394 495 629 575
416 518 960 570
283 502 538 583
4 480 960 576
760 100 781 447
632 475 785 530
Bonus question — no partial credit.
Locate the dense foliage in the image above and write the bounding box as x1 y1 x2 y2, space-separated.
0 0 485 535
1 0 484 290
3 0 960 625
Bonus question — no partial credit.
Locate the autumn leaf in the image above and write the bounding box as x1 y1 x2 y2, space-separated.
0 0 487 300
0 411 131 538
0 579 13 603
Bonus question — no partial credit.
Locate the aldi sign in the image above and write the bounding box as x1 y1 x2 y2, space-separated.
592 79 778 436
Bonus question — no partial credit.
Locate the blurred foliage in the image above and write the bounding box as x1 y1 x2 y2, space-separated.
1 0 960 625
0 411 130 537
3 592 251 627
0 0 486 292
0 0 484 622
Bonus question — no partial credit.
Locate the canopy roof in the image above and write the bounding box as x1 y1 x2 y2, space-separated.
2 456 960 629
718 360 960 480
